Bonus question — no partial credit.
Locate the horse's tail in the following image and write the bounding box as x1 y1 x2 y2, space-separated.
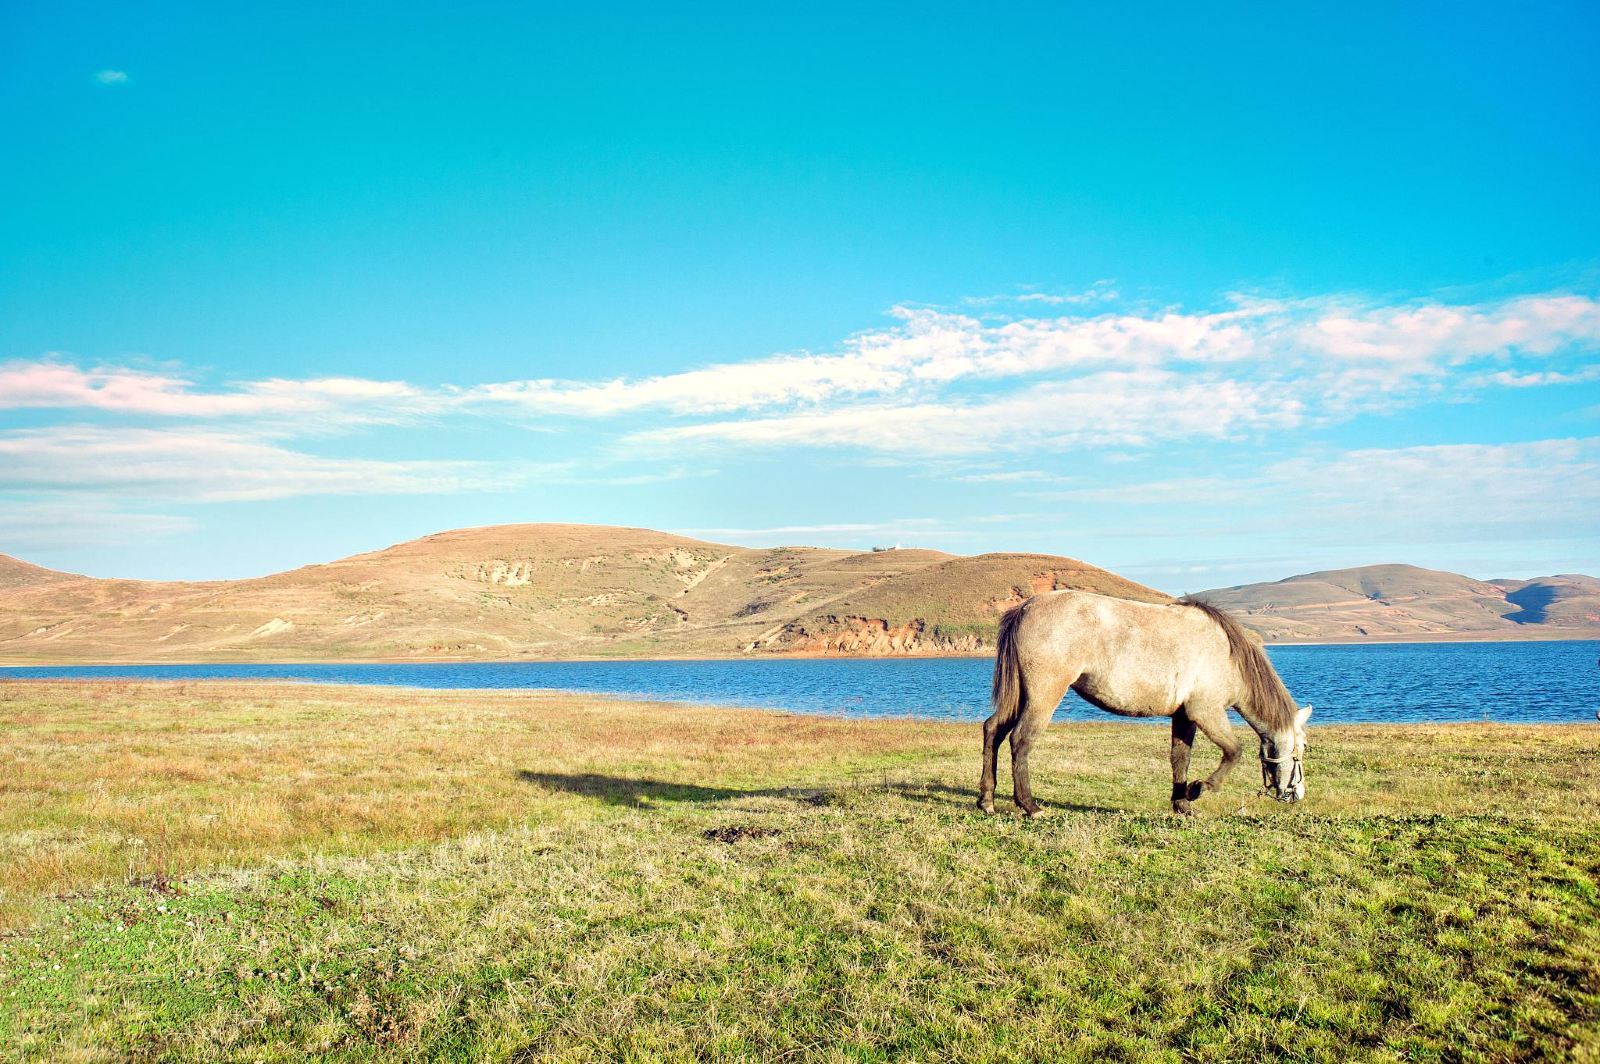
990 603 1027 726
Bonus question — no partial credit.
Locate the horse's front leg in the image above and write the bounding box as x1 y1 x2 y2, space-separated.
1170 708 1201 815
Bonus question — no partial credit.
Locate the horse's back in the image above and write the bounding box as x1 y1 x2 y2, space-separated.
1013 590 1234 717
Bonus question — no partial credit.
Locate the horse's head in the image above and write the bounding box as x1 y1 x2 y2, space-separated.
1260 704 1312 802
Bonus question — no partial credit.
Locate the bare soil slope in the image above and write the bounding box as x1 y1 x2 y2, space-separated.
0 525 1163 663
1197 564 1600 642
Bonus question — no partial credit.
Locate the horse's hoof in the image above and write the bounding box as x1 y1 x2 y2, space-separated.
977 799 996 815
1172 800 1196 817
1021 805 1046 819
1187 781 1208 802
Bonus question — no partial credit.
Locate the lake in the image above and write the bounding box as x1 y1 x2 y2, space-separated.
2 640 1597 725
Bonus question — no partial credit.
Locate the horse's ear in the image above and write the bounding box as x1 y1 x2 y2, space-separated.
1297 704 1313 726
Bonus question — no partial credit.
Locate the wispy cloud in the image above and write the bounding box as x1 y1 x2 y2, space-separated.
674 518 951 544
1051 437 1600 542
10 288 1597 460
963 281 1121 307
0 359 427 422
1296 294 1600 366
954 470 1063 483
1274 438 1600 538
0 500 192 553
1465 365 1600 389
0 426 528 502
475 288 1599 461
5 293 1596 583
462 290 1600 431
631 370 1306 454
93 70 128 85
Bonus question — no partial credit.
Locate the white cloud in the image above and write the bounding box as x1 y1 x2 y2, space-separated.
0 359 428 422
1465 365 1600 389
94 70 128 85
461 303 1285 419
457 289 1600 441
1298 294 1600 367
456 347 910 416
632 370 1306 454
6 286 1597 465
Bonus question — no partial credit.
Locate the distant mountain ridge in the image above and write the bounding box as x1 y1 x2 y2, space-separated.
4 537 1594 664
1194 564 1600 642
0 524 1164 664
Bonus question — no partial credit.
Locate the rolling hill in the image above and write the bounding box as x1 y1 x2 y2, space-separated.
1195 564 1600 642
0 524 1165 664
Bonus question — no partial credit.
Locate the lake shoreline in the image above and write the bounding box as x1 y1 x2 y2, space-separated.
4 674 1596 726
3 635 1597 730
3 626 1598 670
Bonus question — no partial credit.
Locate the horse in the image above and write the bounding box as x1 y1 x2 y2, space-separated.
978 590 1311 817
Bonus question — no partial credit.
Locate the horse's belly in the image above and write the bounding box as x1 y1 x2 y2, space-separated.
1073 673 1174 718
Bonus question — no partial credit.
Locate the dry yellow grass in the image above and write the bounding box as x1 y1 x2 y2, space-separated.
2 681 1597 1060
0 680 961 929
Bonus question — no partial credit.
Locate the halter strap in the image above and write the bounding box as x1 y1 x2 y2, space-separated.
1258 749 1303 799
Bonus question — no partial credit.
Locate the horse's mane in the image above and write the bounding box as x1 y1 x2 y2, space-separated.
1178 596 1297 731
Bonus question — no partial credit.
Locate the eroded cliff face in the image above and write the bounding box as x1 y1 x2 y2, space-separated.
771 616 986 655
760 567 1167 655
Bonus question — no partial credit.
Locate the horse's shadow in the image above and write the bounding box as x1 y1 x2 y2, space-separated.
515 771 762 808
516 771 1121 815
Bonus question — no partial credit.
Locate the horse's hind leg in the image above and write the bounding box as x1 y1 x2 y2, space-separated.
1010 673 1072 817
1170 708 1201 816
978 710 1018 814
1189 702 1243 800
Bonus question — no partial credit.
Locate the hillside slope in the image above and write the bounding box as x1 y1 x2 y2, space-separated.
758 553 1169 653
0 554 80 593
1197 564 1600 642
1491 574 1600 628
0 524 1163 663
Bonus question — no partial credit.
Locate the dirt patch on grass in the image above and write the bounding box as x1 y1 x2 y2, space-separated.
702 825 782 844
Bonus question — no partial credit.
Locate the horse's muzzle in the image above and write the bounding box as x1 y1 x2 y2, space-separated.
1261 751 1304 802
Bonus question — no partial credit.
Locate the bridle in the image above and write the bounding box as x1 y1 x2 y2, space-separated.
1259 745 1303 802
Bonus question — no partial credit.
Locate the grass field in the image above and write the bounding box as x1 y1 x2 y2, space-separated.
2 681 1597 1061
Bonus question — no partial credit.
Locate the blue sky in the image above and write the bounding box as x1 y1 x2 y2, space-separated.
2 2 1598 590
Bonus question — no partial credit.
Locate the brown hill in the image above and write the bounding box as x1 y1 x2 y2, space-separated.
1196 564 1600 642
0 524 1165 664
756 553 1169 653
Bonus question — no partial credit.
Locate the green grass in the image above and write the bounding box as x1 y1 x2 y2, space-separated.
1 682 1597 1061
928 620 1000 645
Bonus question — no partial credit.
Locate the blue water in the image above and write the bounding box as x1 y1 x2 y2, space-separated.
3 641 1597 725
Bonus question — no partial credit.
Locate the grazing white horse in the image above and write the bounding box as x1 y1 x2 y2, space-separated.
979 591 1312 816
